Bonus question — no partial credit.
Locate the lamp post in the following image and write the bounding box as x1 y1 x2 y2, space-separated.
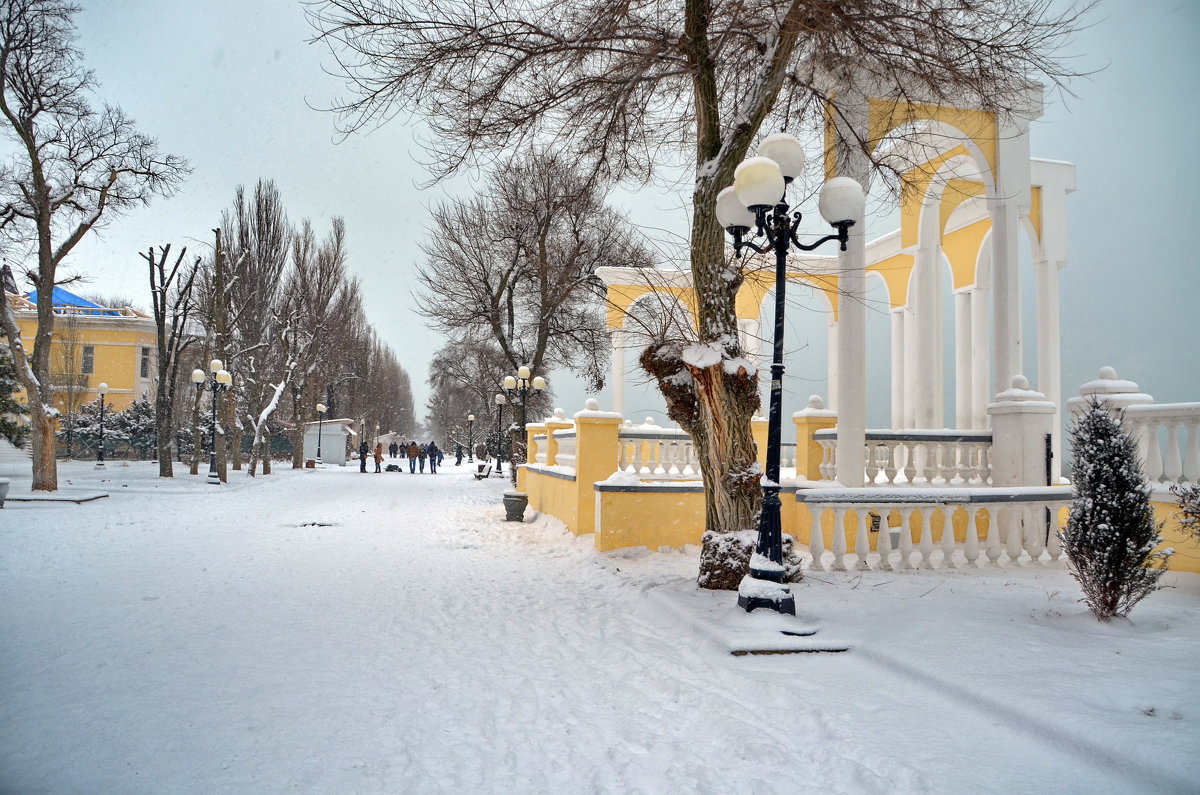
494 393 506 477
502 366 546 486
191 360 233 485
95 382 108 469
467 414 475 463
315 402 327 465
359 418 368 473
716 132 865 615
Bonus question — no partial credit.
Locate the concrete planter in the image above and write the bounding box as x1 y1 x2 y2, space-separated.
503 490 528 522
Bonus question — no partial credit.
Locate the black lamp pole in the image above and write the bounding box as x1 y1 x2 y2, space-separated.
467 415 475 463
728 201 852 615
494 395 505 477
502 369 545 486
95 386 107 469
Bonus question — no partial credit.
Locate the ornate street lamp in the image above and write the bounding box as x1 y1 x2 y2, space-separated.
191 360 233 485
315 402 327 465
467 414 475 463
716 132 866 615
493 393 507 477
95 382 109 469
502 366 546 486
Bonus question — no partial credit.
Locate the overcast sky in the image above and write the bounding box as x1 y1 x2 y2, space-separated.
51 0 1200 430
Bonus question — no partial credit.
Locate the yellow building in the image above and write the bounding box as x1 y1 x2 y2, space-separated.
4 287 158 415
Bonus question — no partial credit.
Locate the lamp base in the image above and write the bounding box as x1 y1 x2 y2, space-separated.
207 471 221 485
737 574 796 615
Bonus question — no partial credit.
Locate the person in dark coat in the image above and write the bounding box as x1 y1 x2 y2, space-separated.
455 443 463 466
389 441 398 458
407 441 419 473
427 441 441 473
417 442 428 473
359 439 369 473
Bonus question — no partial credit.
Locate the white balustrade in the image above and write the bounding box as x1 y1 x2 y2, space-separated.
1123 403 1200 488
794 487 1071 571
617 430 701 480
814 429 992 486
532 434 548 464
552 430 577 469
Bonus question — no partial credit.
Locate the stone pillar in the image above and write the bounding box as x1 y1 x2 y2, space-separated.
890 308 905 429
793 396 838 481
751 415 769 472
903 304 919 429
544 414 573 467
955 289 973 429
609 329 625 416
970 282 990 429
987 375 1056 487
826 317 839 412
574 400 624 537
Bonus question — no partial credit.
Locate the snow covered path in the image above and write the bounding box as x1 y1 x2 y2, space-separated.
2 463 1197 793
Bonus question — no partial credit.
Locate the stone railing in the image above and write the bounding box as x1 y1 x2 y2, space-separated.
813 429 993 486
617 428 699 479
795 486 1071 572
553 429 577 469
1123 403 1200 488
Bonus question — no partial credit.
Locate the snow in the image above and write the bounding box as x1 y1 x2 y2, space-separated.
680 341 723 370
1 461 1198 793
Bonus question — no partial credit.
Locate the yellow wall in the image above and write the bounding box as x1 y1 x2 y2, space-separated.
11 308 157 413
1154 498 1200 574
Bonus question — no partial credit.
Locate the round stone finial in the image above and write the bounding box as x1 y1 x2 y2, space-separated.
554 407 566 419
644 416 658 425
1098 366 1117 380
1010 374 1030 390
584 398 599 411
807 395 826 410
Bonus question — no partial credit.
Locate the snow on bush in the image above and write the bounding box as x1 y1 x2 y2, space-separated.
1060 397 1171 621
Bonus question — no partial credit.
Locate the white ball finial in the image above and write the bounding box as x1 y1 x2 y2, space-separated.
807 395 825 410
584 398 599 411
1098 366 1117 380
1010 374 1030 390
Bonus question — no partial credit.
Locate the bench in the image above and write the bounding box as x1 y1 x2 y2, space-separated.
474 463 493 480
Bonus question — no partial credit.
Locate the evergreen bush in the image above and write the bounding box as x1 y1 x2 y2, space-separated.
1061 397 1171 620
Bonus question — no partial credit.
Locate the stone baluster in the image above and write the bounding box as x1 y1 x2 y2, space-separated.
1143 418 1164 482
1163 420 1183 483
855 510 871 571
985 507 1003 565
818 440 835 480
963 506 982 567
865 444 881 485
1004 506 1024 564
830 506 848 571
1184 418 1200 483
1045 503 1063 562
940 505 958 568
882 442 899 485
902 444 917 485
1025 505 1045 562
876 511 894 571
896 507 915 570
917 507 936 568
809 507 827 572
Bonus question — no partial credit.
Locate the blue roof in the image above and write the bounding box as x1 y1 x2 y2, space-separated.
25 287 121 316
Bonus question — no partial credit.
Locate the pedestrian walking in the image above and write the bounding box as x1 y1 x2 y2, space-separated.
455 443 463 466
417 442 428 473
374 442 384 473
407 441 419 473
359 439 369 473
389 441 398 458
427 441 441 473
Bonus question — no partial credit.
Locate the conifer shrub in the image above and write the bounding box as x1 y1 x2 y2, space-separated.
1061 397 1171 620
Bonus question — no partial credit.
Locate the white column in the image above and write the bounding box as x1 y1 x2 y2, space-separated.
610 328 625 417
954 289 972 429
826 317 839 412
913 243 939 428
890 308 905 429
738 317 762 370
1036 260 1062 481
903 304 919 429
836 225 867 486
970 259 991 429
989 117 1032 400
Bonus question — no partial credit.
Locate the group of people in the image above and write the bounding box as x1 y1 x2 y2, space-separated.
363 439 442 473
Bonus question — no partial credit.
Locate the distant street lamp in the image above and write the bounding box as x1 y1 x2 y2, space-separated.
716 132 865 616
493 393 506 477
95 382 109 469
315 402 327 465
502 366 546 486
467 414 475 463
359 418 368 473
191 359 233 485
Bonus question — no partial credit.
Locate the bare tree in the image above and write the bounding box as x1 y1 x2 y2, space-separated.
0 0 188 490
311 0 1090 587
416 152 654 391
143 244 199 477
50 309 86 456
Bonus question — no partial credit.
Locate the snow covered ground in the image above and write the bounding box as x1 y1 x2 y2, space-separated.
1 461 1197 794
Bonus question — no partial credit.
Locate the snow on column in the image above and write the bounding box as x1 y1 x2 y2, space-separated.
610 328 625 417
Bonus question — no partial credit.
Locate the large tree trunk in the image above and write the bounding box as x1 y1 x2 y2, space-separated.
155 391 173 478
